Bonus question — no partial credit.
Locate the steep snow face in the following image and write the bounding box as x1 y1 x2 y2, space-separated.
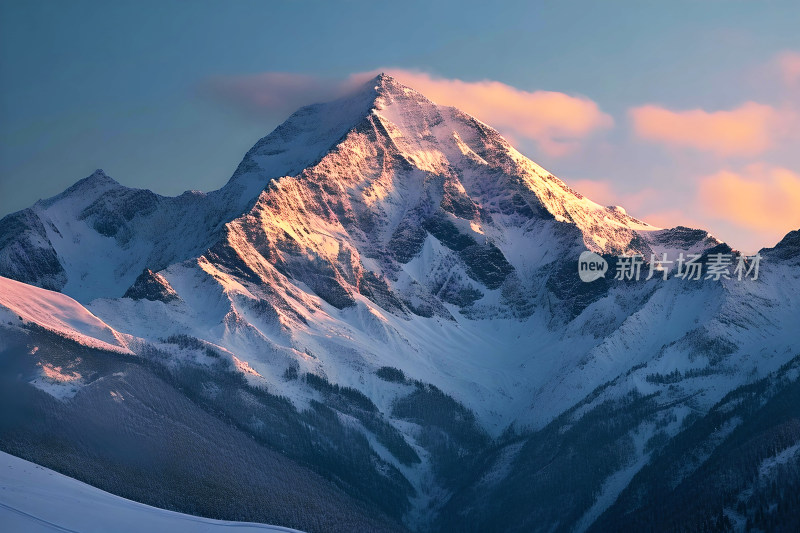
1 75 779 432
0 207 66 291
85 76 788 434
1 75 799 531
0 75 662 305
0 275 132 355
222 78 385 207
123 268 179 302
0 78 423 301
208 75 667 321
0 170 228 301
0 451 304 533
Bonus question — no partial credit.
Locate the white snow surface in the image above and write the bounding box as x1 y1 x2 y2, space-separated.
2 74 799 525
0 275 132 355
5 74 793 435
0 451 304 533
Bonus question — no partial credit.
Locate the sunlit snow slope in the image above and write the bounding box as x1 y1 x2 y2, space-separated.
1 74 798 533
0 276 131 354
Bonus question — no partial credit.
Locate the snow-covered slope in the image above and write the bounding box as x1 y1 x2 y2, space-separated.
86 75 734 429
0 451 303 533
0 75 668 304
1 74 798 532
0 275 131 355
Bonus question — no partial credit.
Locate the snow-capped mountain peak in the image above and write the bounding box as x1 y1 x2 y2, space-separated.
1 72 799 533
0 74 670 305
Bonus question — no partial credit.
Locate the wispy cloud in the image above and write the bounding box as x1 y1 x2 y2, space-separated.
205 69 613 157
204 59 800 252
205 71 375 120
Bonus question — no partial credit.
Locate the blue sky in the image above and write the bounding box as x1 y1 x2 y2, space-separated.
1 0 799 251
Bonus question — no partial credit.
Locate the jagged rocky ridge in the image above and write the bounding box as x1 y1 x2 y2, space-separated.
1 74 798 532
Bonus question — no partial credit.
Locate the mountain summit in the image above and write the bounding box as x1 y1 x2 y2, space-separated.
1 75 798 533
0 74 700 303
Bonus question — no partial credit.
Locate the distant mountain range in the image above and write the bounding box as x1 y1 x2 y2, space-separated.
1 74 798 532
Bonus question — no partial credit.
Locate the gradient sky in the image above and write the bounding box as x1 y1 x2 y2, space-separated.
1 0 799 252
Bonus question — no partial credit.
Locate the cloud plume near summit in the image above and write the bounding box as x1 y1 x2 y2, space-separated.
204 55 800 254
206 69 613 157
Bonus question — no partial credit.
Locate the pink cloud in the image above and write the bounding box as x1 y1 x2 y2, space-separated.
382 70 613 156
776 51 800 87
629 102 787 157
566 172 800 253
638 209 710 233
206 69 612 157
696 164 800 234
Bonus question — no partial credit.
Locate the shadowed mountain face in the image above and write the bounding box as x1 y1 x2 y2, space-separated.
1 75 798 532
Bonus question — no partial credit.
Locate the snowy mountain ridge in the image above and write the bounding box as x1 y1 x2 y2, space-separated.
1 74 798 533
0 75 697 303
